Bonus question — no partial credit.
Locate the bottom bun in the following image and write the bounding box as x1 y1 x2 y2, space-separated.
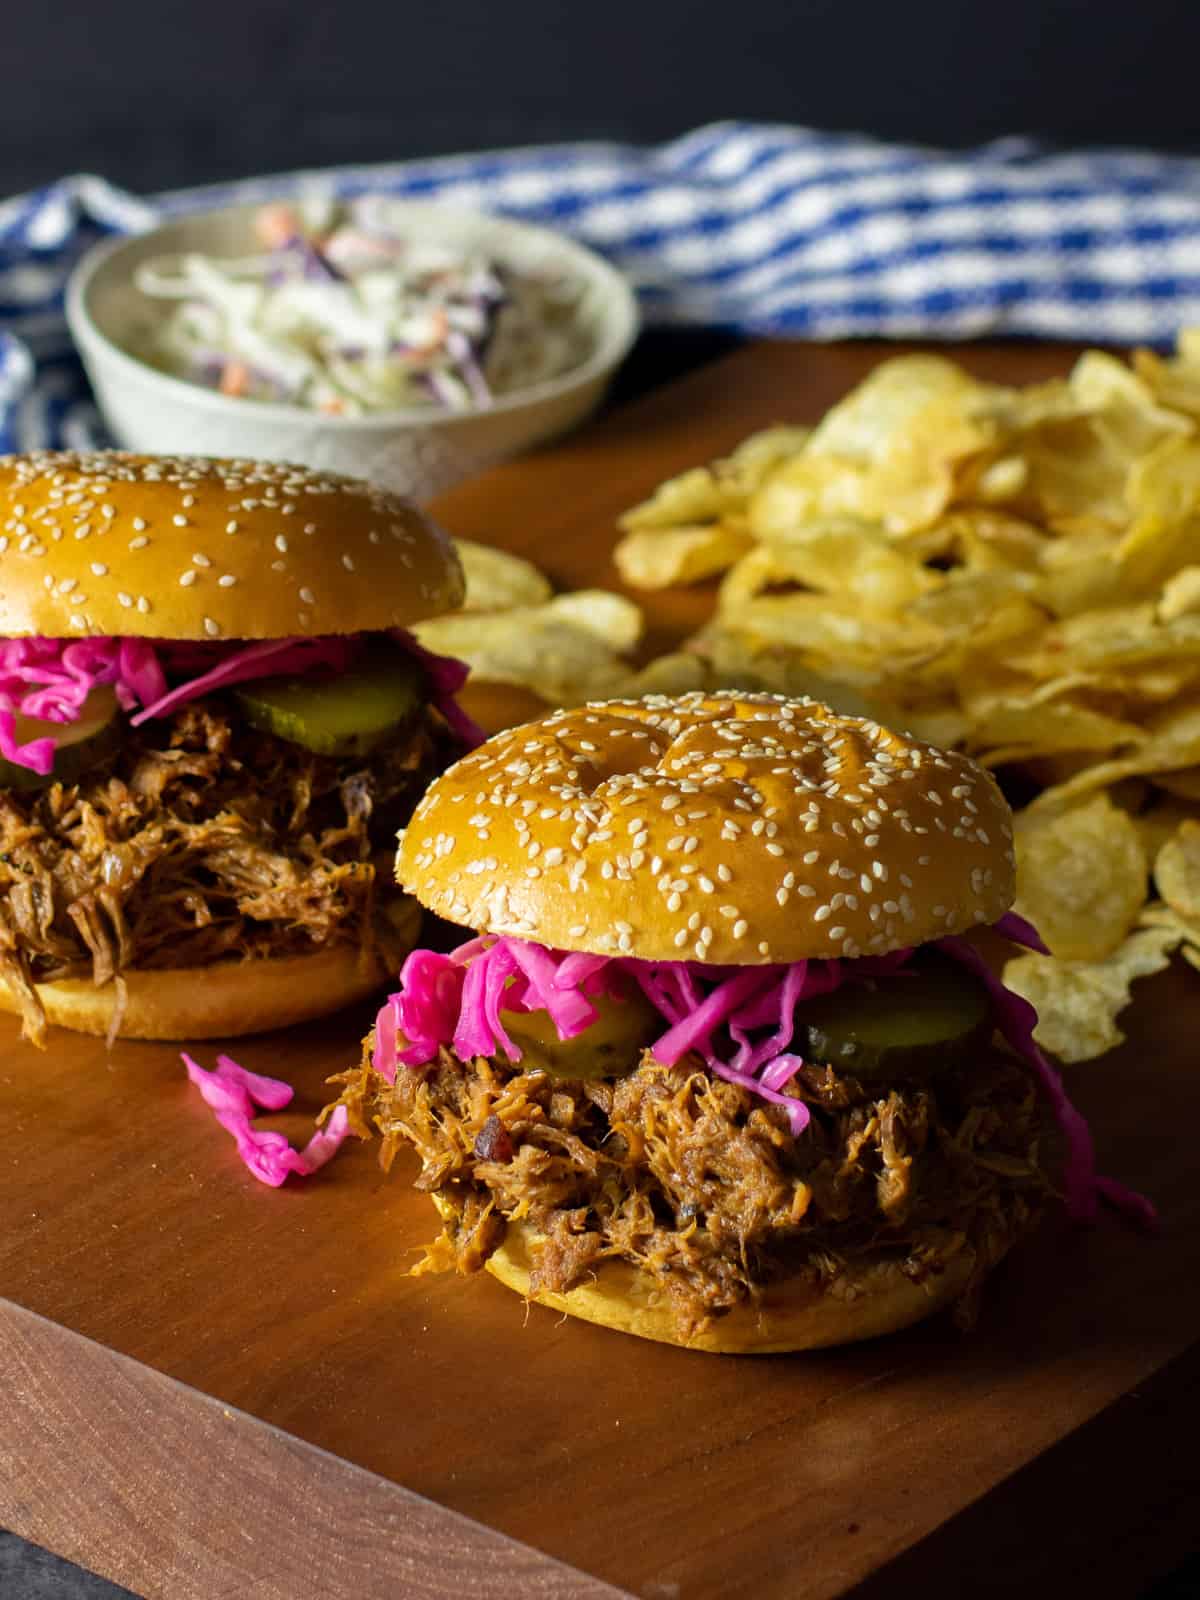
483 1216 981 1355
0 896 422 1041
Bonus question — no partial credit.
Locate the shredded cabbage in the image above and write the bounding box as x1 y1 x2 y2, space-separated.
0 637 166 774
0 628 481 774
391 629 485 750
182 1051 349 1186
378 925 1154 1215
128 635 357 725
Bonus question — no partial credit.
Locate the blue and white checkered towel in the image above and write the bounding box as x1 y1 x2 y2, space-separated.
6 119 1200 453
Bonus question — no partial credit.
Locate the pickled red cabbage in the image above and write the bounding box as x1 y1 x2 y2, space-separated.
182 1051 349 1187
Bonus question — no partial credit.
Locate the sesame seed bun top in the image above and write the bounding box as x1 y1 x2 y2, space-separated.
0 451 463 640
398 691 1017 963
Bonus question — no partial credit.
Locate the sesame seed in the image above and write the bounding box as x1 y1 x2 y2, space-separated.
218 574 237 587
129 536 149 550
90 562 107 577
275 535 288 553
342 554 356 571
133 517 147 531
299 586 315 605
179 570 197 587
173 514 188 527
226 520 239 534
192 553 211 568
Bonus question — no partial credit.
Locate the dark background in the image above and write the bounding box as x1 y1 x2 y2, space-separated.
5 0 1200 199
4 1 1200 1595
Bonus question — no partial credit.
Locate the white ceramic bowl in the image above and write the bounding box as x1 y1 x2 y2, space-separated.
66 201 638 501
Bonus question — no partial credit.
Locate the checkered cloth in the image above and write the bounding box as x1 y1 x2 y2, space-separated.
5 119 1200 452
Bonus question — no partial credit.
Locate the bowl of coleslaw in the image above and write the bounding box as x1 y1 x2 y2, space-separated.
66 197 639 500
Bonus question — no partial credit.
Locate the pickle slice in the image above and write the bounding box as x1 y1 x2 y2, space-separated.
500 984 660 1080
0 686 120 791
233 643 425 757
800 951 992 1081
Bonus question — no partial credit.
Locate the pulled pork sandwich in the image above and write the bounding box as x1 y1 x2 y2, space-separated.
334 691 1145 1354
0 450 479 1045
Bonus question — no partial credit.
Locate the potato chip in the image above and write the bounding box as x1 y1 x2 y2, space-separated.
1003 925 1182 1062
413 591 643 706
717 590 945 670
970 456 1029 502
716 426 812 494
945 510 1046 574
1132 797 1200 863
748 456 873 537
720 520 939 615
454 539 553 611
618 466 731 532
687 619 892 719
547 590 643 652
806 355 998 467
1025 700 1200 813
1153 818 1200 920
968 699 1146 767
1013 795 1148 962
893 706 974 748
747 365 1001 540
1157 564 1200 622
613 522 755 589
1068 349 1161 414
1133 344 1200 420
605 652 710 700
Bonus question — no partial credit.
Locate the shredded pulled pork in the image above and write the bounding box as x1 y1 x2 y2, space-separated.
336 1041 1049 1338
0 700 453 1043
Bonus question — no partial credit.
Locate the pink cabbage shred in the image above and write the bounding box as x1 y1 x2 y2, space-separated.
0 627 482 774
376 917 1155 1227
182 1052 350 1186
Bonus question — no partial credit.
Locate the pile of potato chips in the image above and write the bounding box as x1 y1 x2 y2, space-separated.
614 335 1200 1060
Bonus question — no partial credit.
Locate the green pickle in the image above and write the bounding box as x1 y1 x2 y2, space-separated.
501 985 660 1080
0 685 120 791
233 642 425 757
800 951 992 1081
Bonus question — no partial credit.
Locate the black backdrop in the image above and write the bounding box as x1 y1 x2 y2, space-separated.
5 0 1200 198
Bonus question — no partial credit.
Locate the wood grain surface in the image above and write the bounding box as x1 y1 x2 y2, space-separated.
1 342 1197 1600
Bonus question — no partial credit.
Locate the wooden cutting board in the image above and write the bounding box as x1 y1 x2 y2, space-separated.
1 342 1197 1600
